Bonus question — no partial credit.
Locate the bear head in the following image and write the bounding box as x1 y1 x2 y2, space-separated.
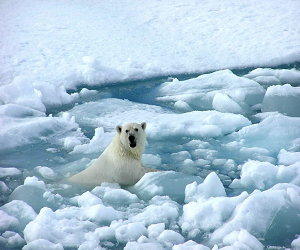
116 122 147 151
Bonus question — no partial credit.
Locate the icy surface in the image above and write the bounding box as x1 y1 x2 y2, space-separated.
1 0 300 249
156 70 265 115
1 0 300 90
261 84 300 117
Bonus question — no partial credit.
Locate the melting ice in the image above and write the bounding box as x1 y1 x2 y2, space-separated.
1 68 300 250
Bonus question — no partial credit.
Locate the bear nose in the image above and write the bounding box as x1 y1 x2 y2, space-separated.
129 135 135 143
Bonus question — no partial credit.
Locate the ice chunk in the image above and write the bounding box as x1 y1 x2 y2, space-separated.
142 154 162 167
0 181 10 195
24 207 98 248
0 76 46 112
0 104 45 118
130 203 179 227
34 166 59 181
24 176 47 190
8 185 59 213
244 68 300 86
148 223 165 239
0 112 82 151
209 184 300 246
66 98 251 140
230 160 295 191
115 222 147 243
94 226 115 241
0 167 22 178
0 200 37 231
102 188 140 205
157 230 184 245
79 88 98 98
180 192 248 236
71 127 114 154
0 210 19 231
239 147 275 164
171 151 191 161
291 236 300 249
156 70 265 111
77 191 103 207
173 240 210 250
228 113 300 152
174 100 193 112
222 229 264 250
0 231 25 249
23 239 64 250
124 241 164 250
33 81 77 109
63 136 82 150
78 240 102 250
261 84 300 117
278 149 300 166
185 172 226 203
83 204 123 224
212 93 243 114
91 184 139 206
129 171 203 202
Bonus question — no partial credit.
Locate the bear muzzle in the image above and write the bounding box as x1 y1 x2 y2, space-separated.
128 135 136 148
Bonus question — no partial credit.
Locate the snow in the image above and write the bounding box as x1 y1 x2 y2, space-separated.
1 0 300 90
1 0 300 249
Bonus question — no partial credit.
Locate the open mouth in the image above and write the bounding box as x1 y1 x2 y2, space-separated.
129 135 136 148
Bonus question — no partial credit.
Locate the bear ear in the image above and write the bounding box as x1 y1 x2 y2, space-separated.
141 122 146 131
116 125 122 134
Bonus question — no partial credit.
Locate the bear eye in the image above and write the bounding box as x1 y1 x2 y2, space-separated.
135 128 139 132
125 129 129 133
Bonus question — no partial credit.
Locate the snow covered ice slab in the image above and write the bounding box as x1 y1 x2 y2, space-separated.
156 70 265 115
1 0 300 89
262 84 300 117
0 106 84 151
209 183 300 247
244 68 300 86
66 98 251 140
226 113 300 152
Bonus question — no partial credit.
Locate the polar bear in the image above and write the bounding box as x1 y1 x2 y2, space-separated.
68 122 157 187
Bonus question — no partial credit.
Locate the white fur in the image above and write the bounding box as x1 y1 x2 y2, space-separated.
68 122 157 187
